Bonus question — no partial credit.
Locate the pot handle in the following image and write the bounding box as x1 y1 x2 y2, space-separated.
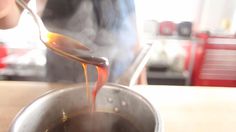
116 43 153 86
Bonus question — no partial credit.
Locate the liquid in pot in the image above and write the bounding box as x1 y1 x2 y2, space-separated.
46 112 141 132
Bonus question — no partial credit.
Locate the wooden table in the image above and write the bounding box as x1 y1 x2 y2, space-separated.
0 81 236 132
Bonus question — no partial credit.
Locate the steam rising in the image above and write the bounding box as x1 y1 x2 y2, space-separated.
42 0 137 82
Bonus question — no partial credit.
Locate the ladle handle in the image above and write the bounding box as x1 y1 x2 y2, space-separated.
116 43 153 86
16 0 45 39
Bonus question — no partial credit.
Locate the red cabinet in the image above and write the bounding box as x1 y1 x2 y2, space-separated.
192 33 236 87
0 44 7 69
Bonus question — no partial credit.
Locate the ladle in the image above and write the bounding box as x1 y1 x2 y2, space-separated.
16 0 108 67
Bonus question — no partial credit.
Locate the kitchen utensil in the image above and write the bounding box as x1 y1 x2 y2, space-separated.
9 43 161 132
16 0 108 67
177 21 192 37
159 21 176 36
9 84 160 132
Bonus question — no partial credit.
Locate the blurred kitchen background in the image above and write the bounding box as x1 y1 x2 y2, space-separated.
0 0 236 87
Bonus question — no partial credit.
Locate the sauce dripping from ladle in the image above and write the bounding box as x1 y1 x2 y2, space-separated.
16 0 109 111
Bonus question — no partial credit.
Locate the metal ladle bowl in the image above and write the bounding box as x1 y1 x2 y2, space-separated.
16 0 108 67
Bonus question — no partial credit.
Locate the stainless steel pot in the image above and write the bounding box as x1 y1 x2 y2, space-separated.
9 44 162 132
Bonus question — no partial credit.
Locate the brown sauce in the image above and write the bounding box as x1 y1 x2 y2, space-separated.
44 32 109 111
47 112 141 132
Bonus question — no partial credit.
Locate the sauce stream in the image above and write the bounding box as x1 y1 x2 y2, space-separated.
45 32 109 111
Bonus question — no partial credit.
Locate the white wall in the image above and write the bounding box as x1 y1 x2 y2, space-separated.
134 0 202 41
199 0 236 33
135 0 201 22
135 0 236 35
